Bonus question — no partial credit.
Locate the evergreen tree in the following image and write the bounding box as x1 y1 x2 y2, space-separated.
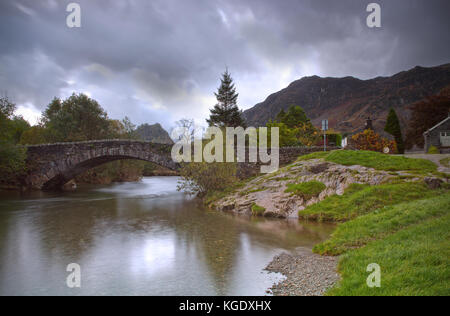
275 109 286 123
384 107 405 154
282 105 310 128
207 69 246 128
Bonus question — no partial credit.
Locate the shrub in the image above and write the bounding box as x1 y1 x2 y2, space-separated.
177 162 237 197
285 181 326 199
251 203 266 216
428 145 440 154
351 129 397 153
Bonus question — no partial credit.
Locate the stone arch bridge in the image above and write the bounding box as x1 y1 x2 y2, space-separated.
23 139 339 191
24 140 177 191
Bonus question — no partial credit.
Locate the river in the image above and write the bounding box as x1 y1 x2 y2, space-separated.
0 177 334 296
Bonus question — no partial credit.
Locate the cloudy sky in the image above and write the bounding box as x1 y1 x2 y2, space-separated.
1 0 449 130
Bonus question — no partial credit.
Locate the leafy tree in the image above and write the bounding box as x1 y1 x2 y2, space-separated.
121 116 138 139
405 86 450 149
42 93 110 142
20 126 47 145
384 108 404 154
0 97 28 184
270 105 319 146
266 121 299 146
207 69 246 128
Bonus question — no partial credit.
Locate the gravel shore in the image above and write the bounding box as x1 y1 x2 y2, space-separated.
265 247 340 296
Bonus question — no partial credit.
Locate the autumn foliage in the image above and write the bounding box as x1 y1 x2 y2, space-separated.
351 129 397 154
405 85 450 149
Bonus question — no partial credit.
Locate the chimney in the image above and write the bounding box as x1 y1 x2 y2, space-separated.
364 117 373 130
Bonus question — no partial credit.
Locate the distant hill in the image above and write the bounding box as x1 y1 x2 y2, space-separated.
135 123 173 144
243 63 450 134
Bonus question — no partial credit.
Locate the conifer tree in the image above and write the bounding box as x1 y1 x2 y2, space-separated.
275 109 286 123
384 107 404 154
207 69 246 128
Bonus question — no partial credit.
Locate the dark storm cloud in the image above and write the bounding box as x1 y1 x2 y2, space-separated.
0 0 449 128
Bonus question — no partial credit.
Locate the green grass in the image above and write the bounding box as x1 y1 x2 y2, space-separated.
251 203 266 216
325 150 437 173
314 194 450 255
285 181 326 199
298 183 440 222
296 151 330 161
327 212 450 296
440 157 450 168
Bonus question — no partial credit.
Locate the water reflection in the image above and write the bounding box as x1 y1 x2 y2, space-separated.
0 177 334 295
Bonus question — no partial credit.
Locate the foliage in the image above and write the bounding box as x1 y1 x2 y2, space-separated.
251 203 266 216
0 97 29 184
313 193 450 256
428 145 440 154
325 150 437 172
266 121 299 146
19 125 48 145
405 85 450 149
280 105 310 129
207 69 246 128
384 108 405 154
75 159 145 184
269 105 320 146
177 162 238 197
351 129 397 153
41 93 112 142
285 181 326 200
0 141 27 182
298 183 440 222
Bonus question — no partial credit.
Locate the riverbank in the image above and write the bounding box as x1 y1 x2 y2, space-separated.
207 150 450 296
265 247 339 296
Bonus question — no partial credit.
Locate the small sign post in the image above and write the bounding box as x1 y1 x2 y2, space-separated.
322 120 328 152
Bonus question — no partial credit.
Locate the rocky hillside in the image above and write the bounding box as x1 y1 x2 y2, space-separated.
136 123 173 144
211 151 447 219
243 63 450 133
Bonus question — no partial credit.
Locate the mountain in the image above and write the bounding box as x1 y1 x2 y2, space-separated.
243 63 450 134
135 123 174 144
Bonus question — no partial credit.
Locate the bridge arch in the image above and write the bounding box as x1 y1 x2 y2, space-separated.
24 140 178 191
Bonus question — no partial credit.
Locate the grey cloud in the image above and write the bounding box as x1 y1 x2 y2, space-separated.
0 0 449 129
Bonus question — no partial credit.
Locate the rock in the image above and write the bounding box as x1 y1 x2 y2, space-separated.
308 162 330 174
212 158 395 218
424 177 443 189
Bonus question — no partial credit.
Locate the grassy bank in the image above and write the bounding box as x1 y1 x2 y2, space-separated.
298 182 441 222
327 212 450 296
205 149 449 295
292 150 449 296
325 150 437 173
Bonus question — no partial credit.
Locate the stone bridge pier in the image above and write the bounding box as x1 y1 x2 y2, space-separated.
24 140 177 191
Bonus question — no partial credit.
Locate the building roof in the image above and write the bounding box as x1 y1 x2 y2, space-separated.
423 115 450 135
